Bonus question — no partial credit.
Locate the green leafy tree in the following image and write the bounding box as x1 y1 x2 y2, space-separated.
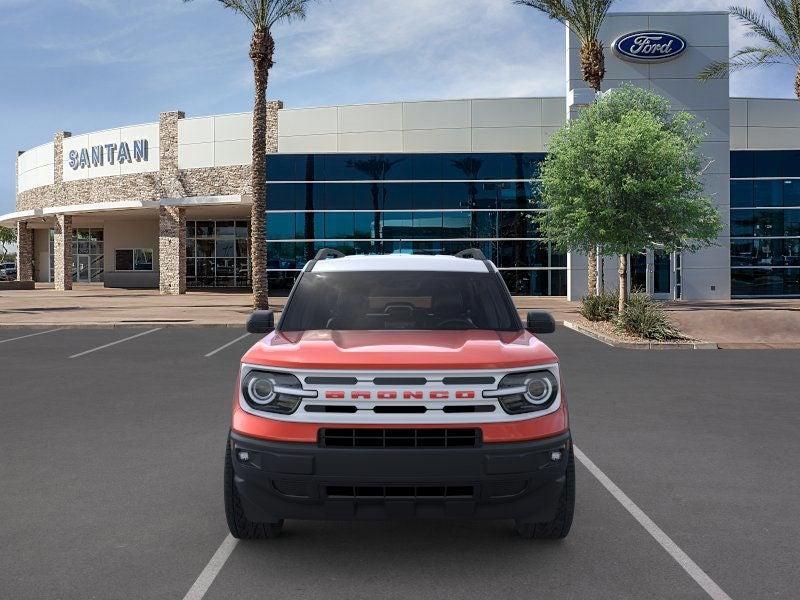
515 0 616 294
535 85 722 313
0 226 15 263
184 0 315 309
699 2 800 100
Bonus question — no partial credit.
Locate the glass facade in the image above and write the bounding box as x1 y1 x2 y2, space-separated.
264 153 567 296
186 220 251 288
731 151 800 297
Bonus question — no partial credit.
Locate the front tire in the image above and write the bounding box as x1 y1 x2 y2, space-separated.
224 441 283 539
515 446 575 540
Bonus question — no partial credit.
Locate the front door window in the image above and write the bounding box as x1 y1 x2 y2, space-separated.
71 228 104 283
653 250 671 295
630 252 647 293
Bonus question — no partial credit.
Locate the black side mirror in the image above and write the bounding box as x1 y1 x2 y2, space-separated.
246 310 275 334
526 311 556 334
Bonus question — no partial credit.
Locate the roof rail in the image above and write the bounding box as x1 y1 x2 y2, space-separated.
305 247 346 272
455 248 488 261
313 248 346 261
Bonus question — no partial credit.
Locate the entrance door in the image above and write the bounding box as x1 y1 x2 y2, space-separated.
652 249 672 299
626 249 674 299
630 253 647 293
77 255 90 282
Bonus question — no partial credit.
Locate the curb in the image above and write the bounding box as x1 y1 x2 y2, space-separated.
562 321 718 350
0 322 248 329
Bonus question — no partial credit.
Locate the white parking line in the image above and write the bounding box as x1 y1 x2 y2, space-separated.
0 328 63 345
574 445 733 600
205 333 251 358
68 328 162 359
184 445 734 600
182 534 238 600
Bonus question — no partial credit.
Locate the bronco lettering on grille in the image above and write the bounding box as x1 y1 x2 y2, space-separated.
323 390 476 400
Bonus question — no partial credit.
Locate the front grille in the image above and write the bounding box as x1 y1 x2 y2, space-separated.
319 428 481 448
325 485 475 499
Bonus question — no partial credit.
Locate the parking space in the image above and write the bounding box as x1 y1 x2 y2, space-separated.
0 326 797 599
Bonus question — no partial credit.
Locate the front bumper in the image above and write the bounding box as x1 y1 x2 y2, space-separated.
229 430 571 522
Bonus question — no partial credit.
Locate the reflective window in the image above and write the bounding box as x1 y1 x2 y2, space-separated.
730 149 800 296
730 181 753 208
732 268 800 296
266 153 546 182
262 153 562 296
71 228 104 283
187 220 250 288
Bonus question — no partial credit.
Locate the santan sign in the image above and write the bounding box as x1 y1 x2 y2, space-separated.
68 139 149 170
613 31 687 62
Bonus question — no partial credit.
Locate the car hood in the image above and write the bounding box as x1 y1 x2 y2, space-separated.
241 329 558 371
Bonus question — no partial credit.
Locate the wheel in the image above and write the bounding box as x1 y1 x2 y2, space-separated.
224 441 283 539
515 446 575 540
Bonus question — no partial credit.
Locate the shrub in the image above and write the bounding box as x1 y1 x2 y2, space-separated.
614 293 684 340
580 290 619 322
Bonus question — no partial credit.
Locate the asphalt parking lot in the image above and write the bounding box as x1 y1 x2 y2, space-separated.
1 326 798 600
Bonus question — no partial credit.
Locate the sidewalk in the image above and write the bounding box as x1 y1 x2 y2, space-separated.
0 284 581 328
1 284 798 348
665 300 800 349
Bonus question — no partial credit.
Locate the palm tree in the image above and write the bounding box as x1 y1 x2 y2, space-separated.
699 2 800 101
185 0 313 309
515 0 616 295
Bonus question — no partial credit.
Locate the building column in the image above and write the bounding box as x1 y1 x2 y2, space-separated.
159 205 185 295
16 221 34 282
53 214 73 291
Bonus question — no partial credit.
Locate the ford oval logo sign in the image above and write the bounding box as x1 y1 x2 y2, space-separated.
613 31 687 62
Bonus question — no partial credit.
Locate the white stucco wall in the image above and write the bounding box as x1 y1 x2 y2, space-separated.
567 11 731 301
17 142 54 194
730 98 800 150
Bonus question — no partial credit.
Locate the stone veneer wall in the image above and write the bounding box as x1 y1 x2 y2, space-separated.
53 214 73 291
16 102 283 211
158 206 186 294
16 221 33 281
14 102 282 293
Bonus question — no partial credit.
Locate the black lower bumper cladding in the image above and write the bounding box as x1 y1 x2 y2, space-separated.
229 430 571 522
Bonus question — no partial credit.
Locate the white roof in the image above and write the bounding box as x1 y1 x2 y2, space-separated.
309 253 494 273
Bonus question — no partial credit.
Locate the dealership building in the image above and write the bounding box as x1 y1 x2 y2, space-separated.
3 11 800 299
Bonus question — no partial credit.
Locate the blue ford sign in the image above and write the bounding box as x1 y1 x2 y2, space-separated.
613 31 687 62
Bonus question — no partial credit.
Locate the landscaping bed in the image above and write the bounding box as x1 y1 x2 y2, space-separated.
564 317 717 349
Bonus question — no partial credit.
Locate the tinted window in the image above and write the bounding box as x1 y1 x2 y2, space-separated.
730 151 754 178
280 271 521 331
730 181 753 208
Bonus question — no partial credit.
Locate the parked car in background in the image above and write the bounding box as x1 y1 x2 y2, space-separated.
0 262 16 281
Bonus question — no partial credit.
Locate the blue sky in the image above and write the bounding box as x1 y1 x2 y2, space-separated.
1 0 797 215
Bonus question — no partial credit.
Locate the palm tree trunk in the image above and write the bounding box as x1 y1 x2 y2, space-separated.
580 40 605 93
249 29 274 310
580 40 604 296
618 254 628 314
796 67 800 102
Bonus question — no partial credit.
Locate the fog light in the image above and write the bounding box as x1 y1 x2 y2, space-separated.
550 450 562 462
237 450 250 462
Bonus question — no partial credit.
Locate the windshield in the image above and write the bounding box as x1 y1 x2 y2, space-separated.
279 271 522 332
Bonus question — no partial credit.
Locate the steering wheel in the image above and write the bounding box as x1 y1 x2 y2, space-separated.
436 318 475 328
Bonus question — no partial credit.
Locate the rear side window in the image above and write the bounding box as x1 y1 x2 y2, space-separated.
279 271 521 332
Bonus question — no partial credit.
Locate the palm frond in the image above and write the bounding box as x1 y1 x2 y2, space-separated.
730 5 800 64
764 0 800 46
699 46 788 80
515 0 616 43
191 0 311 30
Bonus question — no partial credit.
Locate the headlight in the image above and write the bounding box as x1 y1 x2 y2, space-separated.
241 370 314 414
485 370 559 414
